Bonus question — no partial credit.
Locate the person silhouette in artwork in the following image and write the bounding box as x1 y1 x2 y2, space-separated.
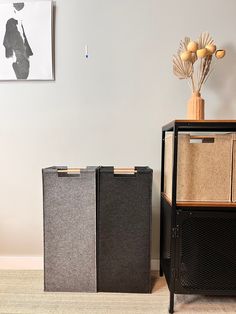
3 3 33 79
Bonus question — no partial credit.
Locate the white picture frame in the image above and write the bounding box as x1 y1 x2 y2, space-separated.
0 0 53 80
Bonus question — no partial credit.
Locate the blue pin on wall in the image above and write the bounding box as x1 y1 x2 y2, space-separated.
85 45 88 59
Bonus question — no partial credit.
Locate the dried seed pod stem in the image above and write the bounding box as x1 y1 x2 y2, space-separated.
203 67 214 86
191 74 195 92
198 55 212 91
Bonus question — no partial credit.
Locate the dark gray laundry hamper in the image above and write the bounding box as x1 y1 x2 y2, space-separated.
43 166 97 292
97 166 153 293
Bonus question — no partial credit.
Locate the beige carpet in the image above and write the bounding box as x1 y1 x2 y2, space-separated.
0 271 236 314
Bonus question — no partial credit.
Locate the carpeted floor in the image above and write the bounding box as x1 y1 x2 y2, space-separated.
0 270 236 313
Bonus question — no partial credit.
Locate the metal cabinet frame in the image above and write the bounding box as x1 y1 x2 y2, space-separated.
160 120 236 313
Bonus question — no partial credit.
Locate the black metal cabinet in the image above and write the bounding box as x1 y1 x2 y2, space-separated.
160 120 236 313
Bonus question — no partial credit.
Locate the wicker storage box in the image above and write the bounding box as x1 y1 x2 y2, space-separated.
43 166 97 292
164 133 233 202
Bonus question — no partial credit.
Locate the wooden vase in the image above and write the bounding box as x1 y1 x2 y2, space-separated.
187 91 205 120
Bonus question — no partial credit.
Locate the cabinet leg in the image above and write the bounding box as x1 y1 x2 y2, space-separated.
168 292 174 314
159 265 163 277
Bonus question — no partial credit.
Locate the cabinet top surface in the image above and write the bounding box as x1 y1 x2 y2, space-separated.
163 120 236 131
170 119 236 123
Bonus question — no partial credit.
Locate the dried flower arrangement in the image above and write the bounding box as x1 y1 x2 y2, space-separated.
173 32 226 120
173 32 225 93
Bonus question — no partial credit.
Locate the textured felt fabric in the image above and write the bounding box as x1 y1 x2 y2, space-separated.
97 167 153 293
43 166 97 292
164 133 233 202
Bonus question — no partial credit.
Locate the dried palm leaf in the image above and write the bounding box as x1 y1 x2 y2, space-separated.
178 37 190 54
173 54 193 79
198 32 215 49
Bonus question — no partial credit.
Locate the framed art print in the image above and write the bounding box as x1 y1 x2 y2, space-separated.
0 0 53 80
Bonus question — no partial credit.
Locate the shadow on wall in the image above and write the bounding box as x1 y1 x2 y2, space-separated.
208 43 236 118
152 169 161 259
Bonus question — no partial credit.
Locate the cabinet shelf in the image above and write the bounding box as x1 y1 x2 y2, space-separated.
161 192 236 208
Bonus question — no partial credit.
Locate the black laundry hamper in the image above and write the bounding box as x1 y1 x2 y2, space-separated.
97 166 153 293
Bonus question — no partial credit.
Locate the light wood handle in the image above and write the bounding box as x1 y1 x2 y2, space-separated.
57 168 137 174
114 167 135 170
57 168 84 173
189 135 215 139
114 167 137 174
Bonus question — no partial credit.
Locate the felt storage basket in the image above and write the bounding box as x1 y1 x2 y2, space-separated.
43 166 97 292
97 166 153 293
164 133 233 202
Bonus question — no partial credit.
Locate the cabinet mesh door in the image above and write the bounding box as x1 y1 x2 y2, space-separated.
97 167 152 293
179 213 236 291
43 166 97 292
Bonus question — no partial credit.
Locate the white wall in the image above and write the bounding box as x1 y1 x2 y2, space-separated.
0 0 236 261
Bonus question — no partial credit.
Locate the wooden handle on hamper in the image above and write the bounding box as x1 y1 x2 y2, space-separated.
57 168 84 173
57 168 137 174
114 167 137 174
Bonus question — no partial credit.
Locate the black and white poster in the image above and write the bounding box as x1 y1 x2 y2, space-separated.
0 0 53 80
